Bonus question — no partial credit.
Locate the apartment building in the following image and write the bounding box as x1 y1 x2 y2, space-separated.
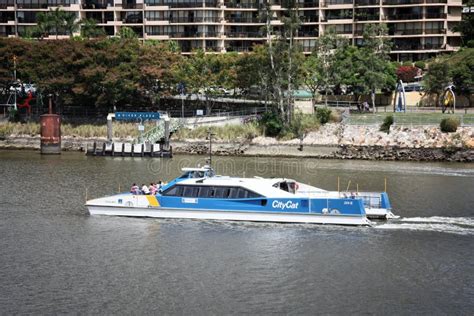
0 0 464 60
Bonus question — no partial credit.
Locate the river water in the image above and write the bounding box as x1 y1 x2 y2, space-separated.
0 150 473 314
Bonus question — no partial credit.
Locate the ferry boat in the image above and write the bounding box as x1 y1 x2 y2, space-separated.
86 166 397 226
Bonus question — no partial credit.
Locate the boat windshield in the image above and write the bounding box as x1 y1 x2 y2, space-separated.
179 169 214 179
273 181 297 194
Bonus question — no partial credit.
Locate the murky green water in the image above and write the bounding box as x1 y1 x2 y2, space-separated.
0 151 473 314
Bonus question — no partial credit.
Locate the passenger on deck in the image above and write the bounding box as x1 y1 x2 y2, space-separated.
156 181 162 190
130 183 139 195
141 184 150 195
149 183 157 195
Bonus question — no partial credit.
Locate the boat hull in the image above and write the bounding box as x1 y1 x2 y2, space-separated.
365 208 399 219
87 205 373 226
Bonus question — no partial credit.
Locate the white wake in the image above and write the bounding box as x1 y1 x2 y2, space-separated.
376 217 474 236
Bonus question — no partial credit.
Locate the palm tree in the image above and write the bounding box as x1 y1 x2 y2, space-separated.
63 12 80 38
35 11 54 39
80 18 105 39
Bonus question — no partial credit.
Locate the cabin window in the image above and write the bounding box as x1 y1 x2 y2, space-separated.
162 185 261 199
228 187 239 199
237 188 248 199
183 186 199 198
214 187 228 198
163 185 183 196
198 186 211 198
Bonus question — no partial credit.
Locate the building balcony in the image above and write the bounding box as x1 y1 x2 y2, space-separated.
123 18 143 24
385 14 423 20
148 0 219 7
297 30 318 37
223 1 260 8
321 0 353 6
389 28 423 35
425 12 446 19
0 0 15 8
354 14 379 21
354 0 379 6
16 3 49 9
88 17 114 24
161 31 220 37
383 0 423 4
334 29 353 34
225 46 253 52
205 46 221 52
296 1 320 7
392 43 443 50
117 3 144 9
300 15 319 22
226 31 262 37
226 17 261 23
0 18 14 23
17 16 39 23
425 28 446 34
16 1 77 9
322 16 353 22
170 17 221 23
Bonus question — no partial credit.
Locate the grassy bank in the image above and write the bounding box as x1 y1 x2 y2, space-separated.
172 123 262 141
0 122 146 138
346 112 474 125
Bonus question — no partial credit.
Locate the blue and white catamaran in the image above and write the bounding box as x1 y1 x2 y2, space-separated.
86 165 397 226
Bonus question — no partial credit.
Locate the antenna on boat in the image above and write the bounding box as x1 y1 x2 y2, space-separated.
206 128 215 169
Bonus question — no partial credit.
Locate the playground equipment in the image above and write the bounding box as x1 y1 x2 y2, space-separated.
394 80 407 113
441 85 456 114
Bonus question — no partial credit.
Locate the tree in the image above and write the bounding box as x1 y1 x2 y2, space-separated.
259 1 304 124
236 47 272 105
423 59 450 107
301 53 323 106
172 50 227 114
351 24 396 112
449 48 474 107
312 27 349 106
35 8 79 39
118 27 138 39
452 0 474 47
80 18 106 39
63 11 80 38
34 12 54 39
281 1 302 123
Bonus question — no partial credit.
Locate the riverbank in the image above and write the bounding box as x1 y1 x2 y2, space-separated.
1 123 473 161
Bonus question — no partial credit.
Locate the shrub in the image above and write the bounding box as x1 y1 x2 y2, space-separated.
315 107 332 125
396 65 419 82
8 109 20 122
440 117 459 133
380 115 394 133
329 110 342 123
414 61 426 70
287 113 320 139
259 112 284 137
402 61 413 66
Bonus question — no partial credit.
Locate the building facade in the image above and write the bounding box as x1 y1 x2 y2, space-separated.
0 0 464 60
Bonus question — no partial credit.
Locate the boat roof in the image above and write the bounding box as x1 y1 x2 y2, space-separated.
181 166 212 172
176 176 297 198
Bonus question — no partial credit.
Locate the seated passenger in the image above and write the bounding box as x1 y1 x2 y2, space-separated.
130 183 139 195
141 184 150 195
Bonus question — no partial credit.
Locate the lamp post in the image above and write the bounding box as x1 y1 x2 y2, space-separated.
13 55 17 111
206 128 215 169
